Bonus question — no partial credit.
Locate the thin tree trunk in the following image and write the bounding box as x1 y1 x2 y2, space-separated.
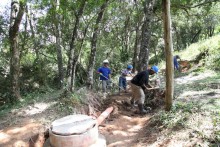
26 5 40 66
137 0 156 72
123 15 130 54
71 25 88 88
9 0 25 101
162 0 174 111
66 0 86 91
87 0 109 88
191 29 201 43
208 26 214 37
54 0 64 88
132 25 141 73
20 7 28 58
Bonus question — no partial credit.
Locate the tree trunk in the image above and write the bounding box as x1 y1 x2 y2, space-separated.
9 0 25 101
137 0 156 72
120 14 132 63
71 25 88 87
208 26 214 37
20 7 28 58
66 0 86 91
162 0 174 111
191 29 201 43
27 5 39 59
54 0 64 89
87 0 109 88
132 25 141 73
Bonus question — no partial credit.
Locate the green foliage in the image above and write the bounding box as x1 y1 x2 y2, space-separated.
1 0 220 103
0 88 57 117
58 91 84 113
176 35 220 70
155 101 196 129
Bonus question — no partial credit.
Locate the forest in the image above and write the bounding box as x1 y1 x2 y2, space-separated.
0 0 220 146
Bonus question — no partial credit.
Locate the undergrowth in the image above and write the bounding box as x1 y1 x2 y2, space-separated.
58 91 84 113
178 35 220 70
0 88 61 117
151 101 220 145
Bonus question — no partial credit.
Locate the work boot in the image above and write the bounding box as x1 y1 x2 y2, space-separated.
138 104 147 114
130 99 136 108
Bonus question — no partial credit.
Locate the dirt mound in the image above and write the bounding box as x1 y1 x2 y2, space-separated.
144 89 165 109
179 60 191 72
99 92 152 146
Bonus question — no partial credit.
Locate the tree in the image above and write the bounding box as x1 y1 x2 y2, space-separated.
132 25 141 73
66 0 86 91
9 0 25 100
137 0 156 72
162 0 174 111
87 0 109 88
52 0 64 89
132 2 143 72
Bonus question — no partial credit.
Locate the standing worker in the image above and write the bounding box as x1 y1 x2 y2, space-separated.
174 55 181 71
119 65 133 94
130 65 159 114
97 60 111 93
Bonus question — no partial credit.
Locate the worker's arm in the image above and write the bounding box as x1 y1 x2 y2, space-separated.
97 72 103 76
143 84 160 91
97 68 102 75
129 73 134 77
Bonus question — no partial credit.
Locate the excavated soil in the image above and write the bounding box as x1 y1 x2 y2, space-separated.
0 89 164 147
99 92 164 147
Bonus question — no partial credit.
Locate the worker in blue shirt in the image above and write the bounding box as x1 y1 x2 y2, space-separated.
97 60 111 93
174 55 181 71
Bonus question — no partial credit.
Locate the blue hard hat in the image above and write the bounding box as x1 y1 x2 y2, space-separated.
151 65 159 73
127 65 133 69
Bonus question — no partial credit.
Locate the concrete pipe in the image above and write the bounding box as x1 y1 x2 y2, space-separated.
49 115 98 147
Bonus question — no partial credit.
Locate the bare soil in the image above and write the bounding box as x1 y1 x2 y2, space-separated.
0 90 161 147
0 71 219 147
99 92 153 147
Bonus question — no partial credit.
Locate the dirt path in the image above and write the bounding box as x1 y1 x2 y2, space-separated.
0 101 58 147
0 91 155 147
0 122 44 147
1 70 219 147
99 93 154 147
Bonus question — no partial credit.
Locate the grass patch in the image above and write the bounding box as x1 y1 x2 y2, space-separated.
153 101 197 129
177 35 220 69
151 68 220 145
0 89 62 117
58 92 84 112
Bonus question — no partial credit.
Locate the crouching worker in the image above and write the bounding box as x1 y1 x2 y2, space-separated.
119 65 133 94
130 65 159 114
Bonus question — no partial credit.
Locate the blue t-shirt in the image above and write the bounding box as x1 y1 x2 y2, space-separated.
98 67 111 80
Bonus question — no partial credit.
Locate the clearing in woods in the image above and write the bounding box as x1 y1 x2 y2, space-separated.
0 70 220 146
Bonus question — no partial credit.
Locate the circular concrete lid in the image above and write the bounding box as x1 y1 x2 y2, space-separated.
51 114 97 136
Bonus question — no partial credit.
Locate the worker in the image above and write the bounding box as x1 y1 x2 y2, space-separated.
130 65 159 114
119 65 133 94
174 55 181 71
97 59 111 93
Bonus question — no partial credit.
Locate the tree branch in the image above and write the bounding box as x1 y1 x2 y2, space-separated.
172 0 218 10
